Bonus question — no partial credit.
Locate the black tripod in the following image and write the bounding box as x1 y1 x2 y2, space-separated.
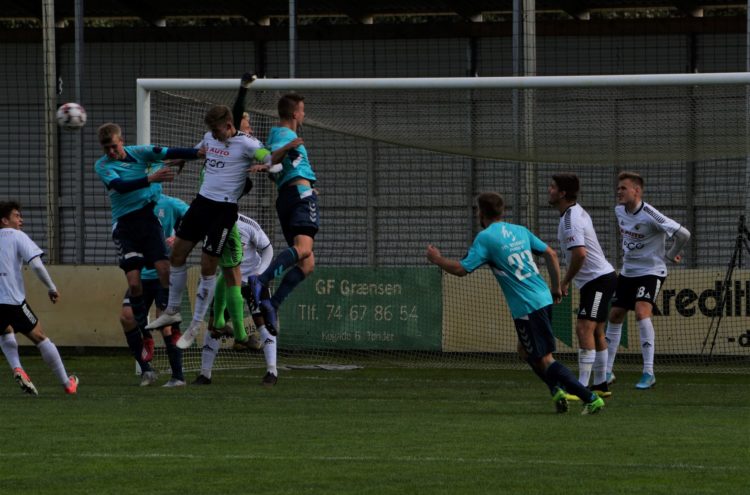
702 215 750 360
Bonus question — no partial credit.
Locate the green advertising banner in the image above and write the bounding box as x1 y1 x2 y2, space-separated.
279 267 443 350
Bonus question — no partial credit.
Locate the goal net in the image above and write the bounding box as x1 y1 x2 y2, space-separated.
137 74 750 375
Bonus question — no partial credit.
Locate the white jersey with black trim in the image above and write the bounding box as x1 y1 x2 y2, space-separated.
0 228 43 305
558 204 615 288
616 201 680 277
236 214 271 280
196 131 268 204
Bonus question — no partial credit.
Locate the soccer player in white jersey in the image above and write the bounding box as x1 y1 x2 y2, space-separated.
147 105 273 340
548 174 617 397
0 201 78 395
192 213 278 386
606 171 691 389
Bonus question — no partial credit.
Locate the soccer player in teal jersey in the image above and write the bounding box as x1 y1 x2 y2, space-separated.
119 194 189 387
95 123 202 382
426 192 605 414
249 93 319 335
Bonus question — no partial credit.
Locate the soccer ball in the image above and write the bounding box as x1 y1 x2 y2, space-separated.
56 103 87 130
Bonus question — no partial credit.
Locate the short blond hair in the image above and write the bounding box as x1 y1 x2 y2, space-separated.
98 123 122 144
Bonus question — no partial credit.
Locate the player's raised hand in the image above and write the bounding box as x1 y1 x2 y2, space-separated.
426 244 441 263
48 290 59 304
148 166 175 183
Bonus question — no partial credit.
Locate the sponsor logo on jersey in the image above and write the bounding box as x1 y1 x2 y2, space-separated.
208 147 230 157
620 228 645 239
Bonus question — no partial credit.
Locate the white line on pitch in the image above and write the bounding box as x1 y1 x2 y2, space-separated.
0 451 739 472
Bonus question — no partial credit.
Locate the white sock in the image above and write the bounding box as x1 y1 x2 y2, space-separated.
37 338 69 385
577 349 596 386
166 264 188 312
259 326 277 376
593 350 608 385
0 333 22 369
200 330 221 379
605 322 623 373
192 274 217 322
638 318 655 375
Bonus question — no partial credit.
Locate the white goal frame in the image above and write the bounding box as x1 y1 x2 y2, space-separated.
137 71 750 218
137 71 750 142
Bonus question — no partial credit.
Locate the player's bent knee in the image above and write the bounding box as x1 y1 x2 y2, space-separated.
26 324 47 344
608 307 626 324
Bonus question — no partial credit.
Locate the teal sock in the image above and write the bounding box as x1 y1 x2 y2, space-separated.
260 247 299 285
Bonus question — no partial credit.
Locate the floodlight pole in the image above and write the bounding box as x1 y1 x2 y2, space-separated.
42 0 59 263
746 0 750 221
289 0 297 79
512 0 537 231
74 0 85 263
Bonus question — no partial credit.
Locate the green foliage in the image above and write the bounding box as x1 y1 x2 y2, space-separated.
1 355 747 494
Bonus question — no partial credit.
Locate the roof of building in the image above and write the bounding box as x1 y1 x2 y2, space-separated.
1 0 745 26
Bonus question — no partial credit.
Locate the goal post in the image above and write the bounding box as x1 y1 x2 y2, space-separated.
136 74 750 375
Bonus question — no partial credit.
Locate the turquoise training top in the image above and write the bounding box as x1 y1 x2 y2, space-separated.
95 145 170 222
266 126 317 189
460 221 553 319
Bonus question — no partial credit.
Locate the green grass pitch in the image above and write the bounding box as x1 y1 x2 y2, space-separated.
1 355 747 494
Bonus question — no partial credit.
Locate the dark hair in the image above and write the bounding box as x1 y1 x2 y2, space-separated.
204 105 233 129
476 192 505 219
98 123 122 144
278 93 305 120
552 173 580 201
618 171 644 188
0 200 21 221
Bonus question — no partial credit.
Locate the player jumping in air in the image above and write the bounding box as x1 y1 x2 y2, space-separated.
248 92 319 336
95 123 202 385
146 103 274 345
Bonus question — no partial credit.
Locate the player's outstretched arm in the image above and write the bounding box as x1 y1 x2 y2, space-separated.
426 244 468 277
232 73 256 129
270 138 304 164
